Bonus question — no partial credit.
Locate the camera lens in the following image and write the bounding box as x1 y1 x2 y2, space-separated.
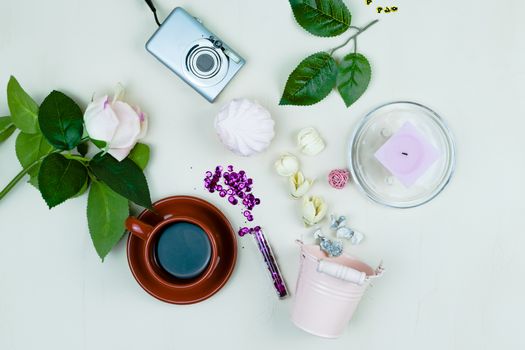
196 53 215 73
187 47 221 79
182 39 230 88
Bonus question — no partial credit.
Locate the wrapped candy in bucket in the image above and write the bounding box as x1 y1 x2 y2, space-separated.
291 242 384 338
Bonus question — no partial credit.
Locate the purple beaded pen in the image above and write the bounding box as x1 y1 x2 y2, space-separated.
205 165 288 299
251 228 288 298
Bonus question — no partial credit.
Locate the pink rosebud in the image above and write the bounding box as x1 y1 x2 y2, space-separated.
328 169 350 189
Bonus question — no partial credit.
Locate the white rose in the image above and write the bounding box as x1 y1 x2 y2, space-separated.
289 171 313 199
302 196 327 226
297 127 325 156
274 153 299 176
84 90 147 161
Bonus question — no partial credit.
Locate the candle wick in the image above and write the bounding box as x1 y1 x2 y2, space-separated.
402 152 408 156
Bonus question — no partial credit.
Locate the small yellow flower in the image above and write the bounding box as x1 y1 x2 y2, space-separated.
302 196 327 226
289 171 314 199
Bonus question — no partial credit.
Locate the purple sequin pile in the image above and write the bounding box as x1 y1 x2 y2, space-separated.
204 165 261 236
203 165 288 298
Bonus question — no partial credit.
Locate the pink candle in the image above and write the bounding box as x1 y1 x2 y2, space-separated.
374 122 441 188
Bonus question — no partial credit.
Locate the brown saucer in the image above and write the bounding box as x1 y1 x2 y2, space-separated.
127 196 237 304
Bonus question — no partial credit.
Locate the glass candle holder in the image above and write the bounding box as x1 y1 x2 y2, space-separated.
349 101 456 208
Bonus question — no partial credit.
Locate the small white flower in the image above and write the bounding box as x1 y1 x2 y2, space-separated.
289 171 313 199
302 196 327 226
274 153 299 177
297 127 325 156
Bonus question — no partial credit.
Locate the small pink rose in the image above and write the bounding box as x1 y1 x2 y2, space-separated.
328 169 350 189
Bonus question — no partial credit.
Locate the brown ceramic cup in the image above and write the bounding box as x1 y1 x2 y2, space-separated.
125 216 219 289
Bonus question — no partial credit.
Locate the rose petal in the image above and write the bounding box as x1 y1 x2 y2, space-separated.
84 95 119 143
108 145 134 162
110 101 141 149
133 106 148 140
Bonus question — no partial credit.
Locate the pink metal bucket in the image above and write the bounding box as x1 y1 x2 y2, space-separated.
291 243 384 338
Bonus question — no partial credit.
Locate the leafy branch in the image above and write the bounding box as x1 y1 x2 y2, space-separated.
0 76 152 260
281 0 378 107
329 19 379 56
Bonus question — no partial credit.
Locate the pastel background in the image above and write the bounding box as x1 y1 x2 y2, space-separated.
0 0 523 349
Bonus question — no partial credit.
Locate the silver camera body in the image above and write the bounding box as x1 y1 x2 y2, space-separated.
146 7 245 102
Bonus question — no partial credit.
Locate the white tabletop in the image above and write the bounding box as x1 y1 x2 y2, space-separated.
1 0 524 349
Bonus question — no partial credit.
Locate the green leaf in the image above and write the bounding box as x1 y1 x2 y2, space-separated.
15 132 54 187
38 153 88 208
289 0 351 37
0 116 16 143
7 76 39 133
128 143 150 170
336 53 371 108
87 180 129 260
38 90 84 150
280 52 338 106
89 153 152 208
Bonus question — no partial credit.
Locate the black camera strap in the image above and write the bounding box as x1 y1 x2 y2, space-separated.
144 0 161 26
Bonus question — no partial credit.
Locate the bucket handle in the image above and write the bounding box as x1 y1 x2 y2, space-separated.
317 260 367 285
297 240 385 284
317 260 385 284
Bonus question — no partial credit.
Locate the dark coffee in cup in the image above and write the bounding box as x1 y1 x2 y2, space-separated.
154 222 212 279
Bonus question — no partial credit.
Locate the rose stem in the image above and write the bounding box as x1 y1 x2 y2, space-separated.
0 162 38 201
0 150 61 201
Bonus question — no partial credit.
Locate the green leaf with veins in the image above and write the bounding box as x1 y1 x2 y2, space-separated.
89 153 152 208
289 0 351 37
280 52 338 106
336 53 371 107
7 76 39 134
87 180 129 260
38 153 88 208
38 90 84 150
15 132 54 187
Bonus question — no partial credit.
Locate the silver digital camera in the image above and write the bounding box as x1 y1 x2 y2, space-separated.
146 7 245 102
